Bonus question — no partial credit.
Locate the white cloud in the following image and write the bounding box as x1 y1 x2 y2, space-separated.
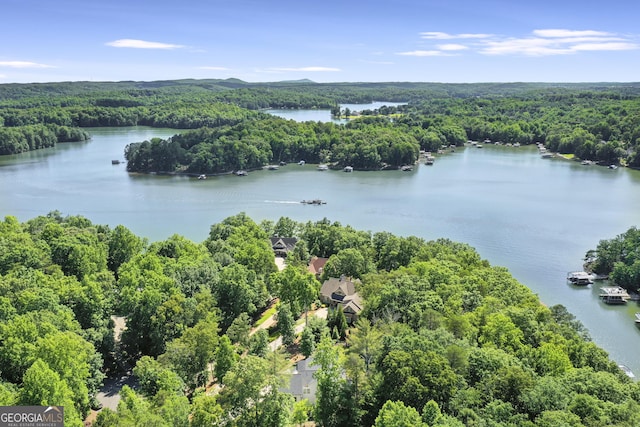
553 36 625 44
479 29 638 56
415 28 638 57
362 60 394 65
437 44 469 51
0 61 54 68
532 29 611 38
421 32 492 40
198 66 229 71
571 42 637 51
480 38 572 56
397 50 449 57
269 66 340 72
106 39 185 49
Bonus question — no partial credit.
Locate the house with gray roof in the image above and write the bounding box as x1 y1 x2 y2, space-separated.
281 358 319 403
269 237 298 257
319 275 363 323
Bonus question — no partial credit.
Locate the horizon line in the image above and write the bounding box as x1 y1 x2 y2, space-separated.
1 77 639 86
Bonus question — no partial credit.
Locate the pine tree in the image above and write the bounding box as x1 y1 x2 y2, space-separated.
300 327 315 358
336 306 348 340
214 335 237 381
277 303 296 346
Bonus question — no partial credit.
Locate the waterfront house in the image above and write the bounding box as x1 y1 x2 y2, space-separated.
319 276 363 323
269 237 298 258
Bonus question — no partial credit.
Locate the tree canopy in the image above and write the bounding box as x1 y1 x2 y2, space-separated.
3 80 639 170
0 212 639 427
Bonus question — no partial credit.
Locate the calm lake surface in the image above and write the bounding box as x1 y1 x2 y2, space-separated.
2 124 640 376
265 101 407 123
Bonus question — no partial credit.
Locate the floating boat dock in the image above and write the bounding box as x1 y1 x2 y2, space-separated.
599 286 631 304
567 271 594 286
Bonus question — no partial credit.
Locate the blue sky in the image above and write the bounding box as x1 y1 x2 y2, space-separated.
1 0 639 84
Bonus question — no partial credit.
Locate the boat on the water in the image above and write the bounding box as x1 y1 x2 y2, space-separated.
567 271 594 286
619 364 635 379
301 199 326 205
317 164 329 171
198 174 206 180
635 313 640 324
424 153 435 165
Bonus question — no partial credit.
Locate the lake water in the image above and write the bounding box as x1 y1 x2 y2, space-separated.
2 125 640 376
265 101 407 123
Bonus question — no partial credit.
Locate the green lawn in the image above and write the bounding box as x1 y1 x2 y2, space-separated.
254 306 277 328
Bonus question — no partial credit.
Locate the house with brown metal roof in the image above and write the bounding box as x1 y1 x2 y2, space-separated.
307 256 328 278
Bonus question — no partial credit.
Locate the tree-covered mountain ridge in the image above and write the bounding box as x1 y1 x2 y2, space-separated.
1 79 639 101
0 212 639 426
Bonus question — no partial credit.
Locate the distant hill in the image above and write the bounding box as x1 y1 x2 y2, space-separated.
1 78 639 100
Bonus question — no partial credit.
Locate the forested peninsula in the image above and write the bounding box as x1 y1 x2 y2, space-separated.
1 80 639 170
1 212 639 427
586 226 640 290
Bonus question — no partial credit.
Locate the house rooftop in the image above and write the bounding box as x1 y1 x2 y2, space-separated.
281 358 319 403
320 276 357 301
599 286 630 297
308 256 328 276
270 237 298 257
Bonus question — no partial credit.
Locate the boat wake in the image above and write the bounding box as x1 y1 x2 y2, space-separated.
264 200 300 204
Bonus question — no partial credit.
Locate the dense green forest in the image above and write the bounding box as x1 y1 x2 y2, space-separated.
0 212 638 426
585 226 640 291
1 79 639 168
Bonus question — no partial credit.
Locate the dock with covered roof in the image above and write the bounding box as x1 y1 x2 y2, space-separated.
599 286 631 304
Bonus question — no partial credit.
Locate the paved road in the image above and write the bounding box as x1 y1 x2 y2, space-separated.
96 373 138 411
268 307 328 351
